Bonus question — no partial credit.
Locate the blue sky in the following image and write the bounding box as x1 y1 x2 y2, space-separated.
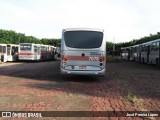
0 0 160 43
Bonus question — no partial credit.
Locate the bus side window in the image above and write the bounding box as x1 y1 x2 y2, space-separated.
3 46 6 53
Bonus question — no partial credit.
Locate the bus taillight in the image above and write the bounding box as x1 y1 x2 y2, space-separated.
63 57 67 61
99 58 103 62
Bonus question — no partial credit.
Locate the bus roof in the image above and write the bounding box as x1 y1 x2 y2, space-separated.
63 28 104 32
141 38 160 45
7 44 19 46
0 44 7 46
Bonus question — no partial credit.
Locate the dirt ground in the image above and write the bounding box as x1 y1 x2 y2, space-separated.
0 59 160 120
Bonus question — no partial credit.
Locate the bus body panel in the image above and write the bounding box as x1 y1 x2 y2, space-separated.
60 28 106 76
62 50 106 71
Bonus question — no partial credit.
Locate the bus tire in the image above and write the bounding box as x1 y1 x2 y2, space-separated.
1 55 4 62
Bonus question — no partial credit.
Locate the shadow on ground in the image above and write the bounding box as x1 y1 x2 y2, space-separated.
0 60 160 100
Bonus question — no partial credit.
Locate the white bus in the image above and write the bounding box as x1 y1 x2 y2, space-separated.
19 43 41 61
0 44 7 62
121 47 130 60
60 28 106 76
0 44 19 62
7 44 19 61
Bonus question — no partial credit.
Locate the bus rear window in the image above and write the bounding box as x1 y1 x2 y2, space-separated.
64 31 103 49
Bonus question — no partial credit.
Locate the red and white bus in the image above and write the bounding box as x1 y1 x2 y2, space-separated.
19 43 41 61
19 43 55 61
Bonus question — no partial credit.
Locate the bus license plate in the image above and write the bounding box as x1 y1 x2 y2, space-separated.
79 66 86 69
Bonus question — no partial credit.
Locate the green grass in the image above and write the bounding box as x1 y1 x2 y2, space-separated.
127 90 143 106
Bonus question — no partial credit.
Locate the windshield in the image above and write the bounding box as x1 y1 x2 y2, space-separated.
64 31 103 49
20 44 32 51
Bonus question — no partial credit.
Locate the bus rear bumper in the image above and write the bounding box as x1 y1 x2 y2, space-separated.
60 67 106 76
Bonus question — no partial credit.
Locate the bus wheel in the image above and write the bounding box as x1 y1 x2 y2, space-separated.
1 55 4 62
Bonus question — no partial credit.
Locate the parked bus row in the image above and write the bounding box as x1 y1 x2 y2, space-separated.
0 43 58 62
121 39 160 68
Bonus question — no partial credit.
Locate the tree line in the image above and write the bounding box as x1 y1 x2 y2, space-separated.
0 29 60 47
1 29 160 52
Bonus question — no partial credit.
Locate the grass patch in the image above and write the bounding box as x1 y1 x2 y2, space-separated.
127 90 143 106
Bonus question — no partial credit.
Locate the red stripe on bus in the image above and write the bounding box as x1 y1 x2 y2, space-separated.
63 56 106 61
19 53 34 55
64 56 89 61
